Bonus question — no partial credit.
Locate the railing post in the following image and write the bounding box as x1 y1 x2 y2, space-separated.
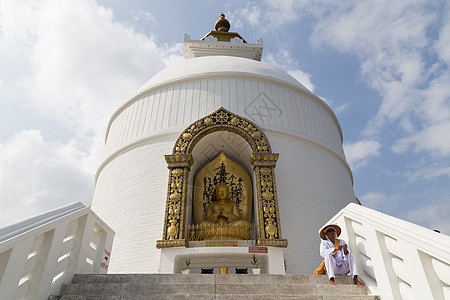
36 223 68 299
0 238 33 299
93 228 113 274
74 214 96 275
363 225 398 300
399 239 436 299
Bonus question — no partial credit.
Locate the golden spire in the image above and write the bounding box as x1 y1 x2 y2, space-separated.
214 13 230 32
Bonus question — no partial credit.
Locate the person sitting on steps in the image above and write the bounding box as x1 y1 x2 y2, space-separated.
317 224 365 287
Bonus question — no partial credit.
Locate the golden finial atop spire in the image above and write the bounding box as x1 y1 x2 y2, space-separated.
215 13 230 32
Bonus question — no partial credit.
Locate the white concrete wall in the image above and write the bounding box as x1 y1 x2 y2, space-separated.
91 135 177 273
104 77 344 161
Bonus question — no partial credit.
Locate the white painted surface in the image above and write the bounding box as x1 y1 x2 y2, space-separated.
103 57 344 164
92 135 176 274
131 56 310 97
0 202 114 300
184 34 263 61
325 203 450 300
159 246 285 275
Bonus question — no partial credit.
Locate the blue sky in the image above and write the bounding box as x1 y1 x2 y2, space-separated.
1 0 449 235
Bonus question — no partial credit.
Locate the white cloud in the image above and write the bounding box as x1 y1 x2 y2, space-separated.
406 164 450 182
434 5 450 64
392 72 450 156
232 1 450 162
0 130 93 226
360 191 450 235
404 202 450 235
308 1 450 162
319 96 350 116
287 70 315 93
240 3 261 28
344 139 381 170
27 0 173 135
359 192 389 210
231 1 306 31
264 50 315 92
333 102 350 115
0 0 183 227
133 9 156 25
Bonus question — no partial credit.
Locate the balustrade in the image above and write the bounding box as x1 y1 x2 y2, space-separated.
0 202 114 300
325 203 450 300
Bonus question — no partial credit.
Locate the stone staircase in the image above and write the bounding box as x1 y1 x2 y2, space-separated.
51 274 380 300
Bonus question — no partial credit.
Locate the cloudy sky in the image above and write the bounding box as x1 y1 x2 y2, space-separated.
1 0 449 235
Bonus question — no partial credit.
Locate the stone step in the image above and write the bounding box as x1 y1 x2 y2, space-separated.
71 274 354 285
60 282 368 296
61 283 215 296
215 274 354 285
55 274 377 299
58 295 379 300
218 296 379 300
71 274 216 284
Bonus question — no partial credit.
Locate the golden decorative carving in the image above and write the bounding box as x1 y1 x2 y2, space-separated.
157 107 287 248
165 168 183 240
186 224 258 246
257 238 288 247
250 153 279 167
259 167 278 239
173 107 271 155
165 154 194 169
156 239 187 248
156 156 192 248
251 152 285 246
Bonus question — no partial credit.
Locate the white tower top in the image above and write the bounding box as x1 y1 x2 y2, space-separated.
184 13 263 61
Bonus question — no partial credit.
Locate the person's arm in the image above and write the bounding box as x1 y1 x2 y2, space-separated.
341 240 350 255
320 240 336 258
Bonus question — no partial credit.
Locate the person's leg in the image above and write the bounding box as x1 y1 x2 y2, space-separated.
334 263 350 276
347 253 365 287
324 254 336 284
347 253 358 277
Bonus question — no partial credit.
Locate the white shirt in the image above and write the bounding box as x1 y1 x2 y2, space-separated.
320 238 350 266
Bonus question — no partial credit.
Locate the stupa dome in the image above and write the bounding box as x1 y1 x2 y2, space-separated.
92 17 356 275
134 56 311 97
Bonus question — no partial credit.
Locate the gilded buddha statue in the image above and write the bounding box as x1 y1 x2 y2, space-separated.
198 182 250 240
193 152 252 241
202 182 249 226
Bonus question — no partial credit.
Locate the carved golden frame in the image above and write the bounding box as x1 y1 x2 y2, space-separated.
156 107 287 248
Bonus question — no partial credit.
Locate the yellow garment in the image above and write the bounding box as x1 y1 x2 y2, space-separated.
313 238 340 275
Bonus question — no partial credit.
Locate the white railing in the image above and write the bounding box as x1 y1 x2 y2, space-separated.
325 203 450 300
0 202 114 300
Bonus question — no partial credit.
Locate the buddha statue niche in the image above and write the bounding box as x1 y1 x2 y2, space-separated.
194 152 252 241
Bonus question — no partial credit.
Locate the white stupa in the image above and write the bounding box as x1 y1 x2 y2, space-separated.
91 13 357 274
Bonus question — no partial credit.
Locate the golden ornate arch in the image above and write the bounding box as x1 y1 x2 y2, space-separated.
156 107 288 248
173 107 271 155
